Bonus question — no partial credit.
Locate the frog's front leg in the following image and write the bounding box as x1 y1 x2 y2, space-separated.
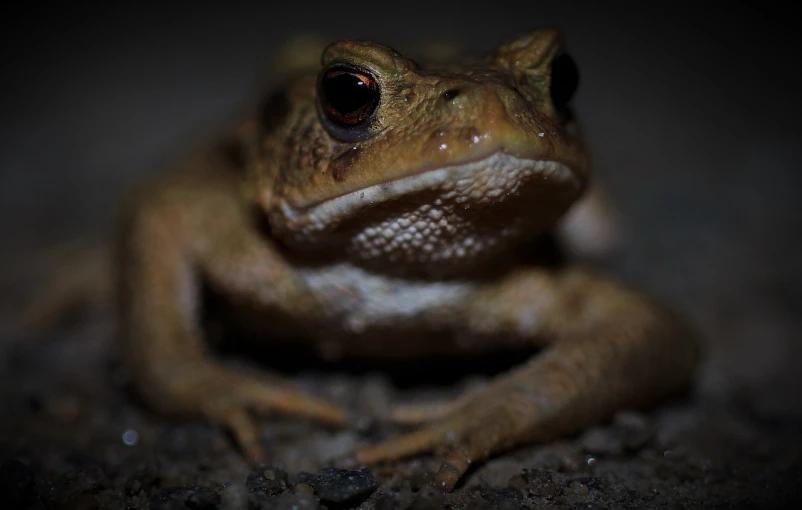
352 268 699 491
118 179 346 462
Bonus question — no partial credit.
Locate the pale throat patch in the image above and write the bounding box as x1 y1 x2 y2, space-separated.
275 152 578 267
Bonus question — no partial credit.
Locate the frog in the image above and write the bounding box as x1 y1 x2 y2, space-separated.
47 29 699 492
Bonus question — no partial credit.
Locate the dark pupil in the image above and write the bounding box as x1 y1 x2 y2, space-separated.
550 53 579 109
324 72 372 116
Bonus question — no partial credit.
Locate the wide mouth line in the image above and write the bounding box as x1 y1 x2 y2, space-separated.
279 151 576 222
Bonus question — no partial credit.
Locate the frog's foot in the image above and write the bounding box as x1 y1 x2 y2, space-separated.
353 385 528 492
388 399 462 425
144 363 347 462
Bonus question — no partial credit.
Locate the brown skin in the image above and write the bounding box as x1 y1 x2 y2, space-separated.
113 29 698 491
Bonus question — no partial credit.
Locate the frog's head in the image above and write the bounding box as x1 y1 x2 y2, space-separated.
251 29 590 276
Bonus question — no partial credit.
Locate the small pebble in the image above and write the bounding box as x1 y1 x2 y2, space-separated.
247 466 288 497
122 429 139 446
303 468 378 505
526 469 562 499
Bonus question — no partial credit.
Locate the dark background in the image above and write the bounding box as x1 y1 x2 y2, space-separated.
0 2 800 507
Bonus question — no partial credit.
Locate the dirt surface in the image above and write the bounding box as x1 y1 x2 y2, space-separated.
2 3 802 509
0 321 801 509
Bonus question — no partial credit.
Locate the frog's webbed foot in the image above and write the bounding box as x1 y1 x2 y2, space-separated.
353 380 530 492
387 399 461 426
143 361 347 462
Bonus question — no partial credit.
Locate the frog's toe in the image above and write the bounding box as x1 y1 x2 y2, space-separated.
433 426 499 492
204 399 265 463
147 364 348 460
389 400 457 425
231 373 348 426
206 378 350 463
356 420 512 491
355 426 443 465
353 390 525 491
352 420 479 492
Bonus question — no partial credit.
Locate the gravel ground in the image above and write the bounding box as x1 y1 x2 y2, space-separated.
0 322 800 509
2 3 801 509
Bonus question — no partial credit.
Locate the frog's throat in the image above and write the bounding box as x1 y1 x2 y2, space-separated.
277 152 580 228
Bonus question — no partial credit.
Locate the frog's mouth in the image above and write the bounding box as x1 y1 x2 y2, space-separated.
275 151 581 230
270 151 583 270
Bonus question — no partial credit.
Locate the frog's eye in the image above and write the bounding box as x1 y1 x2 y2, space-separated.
549 53 579 110
319 65 380 130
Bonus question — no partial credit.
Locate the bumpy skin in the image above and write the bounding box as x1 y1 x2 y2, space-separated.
116 29 698 491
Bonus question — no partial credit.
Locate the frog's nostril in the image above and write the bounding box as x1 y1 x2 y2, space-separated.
442 89 461 101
